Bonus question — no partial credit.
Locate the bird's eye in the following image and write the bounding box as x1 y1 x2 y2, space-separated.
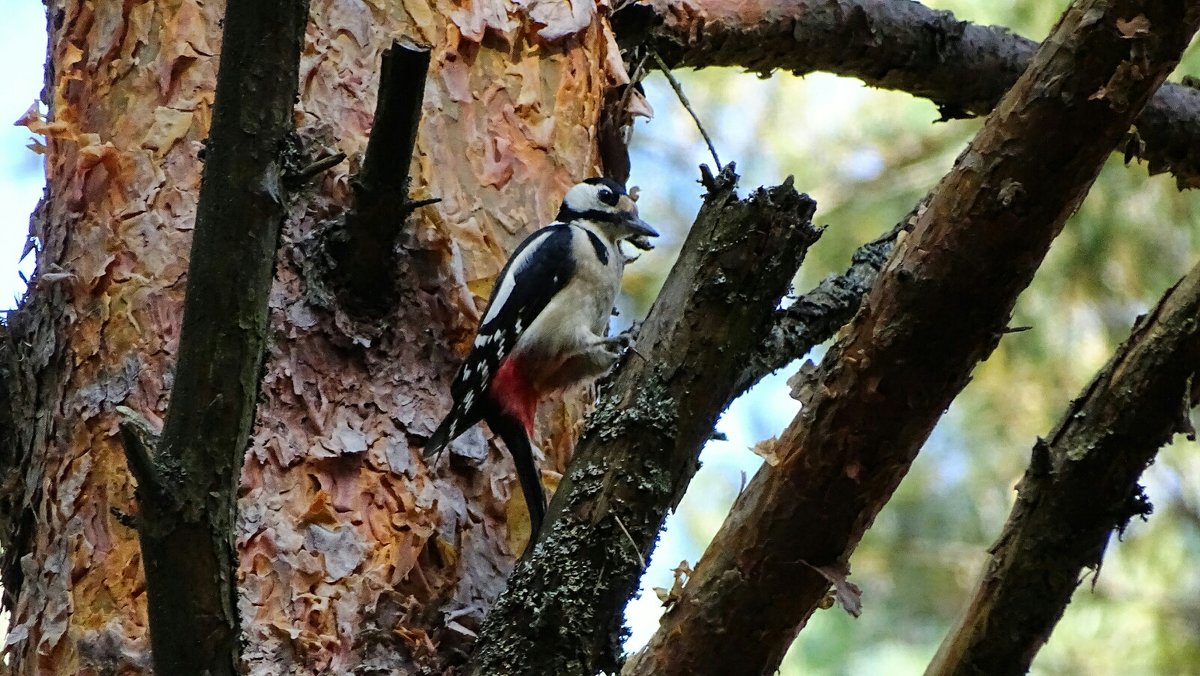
597 188 618 206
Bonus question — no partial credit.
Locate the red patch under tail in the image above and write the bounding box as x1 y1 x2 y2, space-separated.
490 356 539 435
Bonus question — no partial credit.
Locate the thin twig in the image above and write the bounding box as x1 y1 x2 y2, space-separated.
619 50 653 132
652 51 722 170
289 152 346 185
613 515 646 569
405 196 442 211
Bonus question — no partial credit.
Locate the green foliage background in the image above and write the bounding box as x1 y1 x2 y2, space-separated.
622 2 1200 673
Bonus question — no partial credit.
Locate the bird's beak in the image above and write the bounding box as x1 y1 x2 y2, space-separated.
618 195 659 238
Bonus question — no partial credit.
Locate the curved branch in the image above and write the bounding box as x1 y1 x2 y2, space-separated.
625 1 1200 674
619 0 1200 189
927 259 1200 675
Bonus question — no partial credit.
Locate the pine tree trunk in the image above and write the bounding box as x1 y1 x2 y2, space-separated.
3 1 631 672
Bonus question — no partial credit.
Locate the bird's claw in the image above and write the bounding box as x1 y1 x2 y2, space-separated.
603 334 634 353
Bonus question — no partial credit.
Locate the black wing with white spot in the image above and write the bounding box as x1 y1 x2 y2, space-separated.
424 224 576 456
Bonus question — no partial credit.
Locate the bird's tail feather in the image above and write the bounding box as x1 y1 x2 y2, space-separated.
487 411 547 542
424 403 482 458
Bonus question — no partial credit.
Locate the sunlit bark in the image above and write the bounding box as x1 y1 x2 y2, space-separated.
3 0 631 672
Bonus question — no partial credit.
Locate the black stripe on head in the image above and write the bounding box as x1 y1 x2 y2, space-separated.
584 177 624 206
557 206 626 225
583 229 609 265
583 177 626 194
559 177 628 219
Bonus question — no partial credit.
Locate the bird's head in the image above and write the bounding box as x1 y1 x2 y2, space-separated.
557 178 659 241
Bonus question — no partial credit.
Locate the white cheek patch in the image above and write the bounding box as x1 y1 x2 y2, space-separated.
482 229 554 325
564 183 609 212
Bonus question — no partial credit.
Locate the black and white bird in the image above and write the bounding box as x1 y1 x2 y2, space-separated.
424 178 658 541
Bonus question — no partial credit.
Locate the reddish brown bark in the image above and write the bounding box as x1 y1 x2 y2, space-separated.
3 1 638 673
625 1 1200 674
8 0 1198 674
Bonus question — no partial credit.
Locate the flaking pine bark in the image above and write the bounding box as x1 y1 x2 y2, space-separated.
1 0 640 672
5 0 1200 675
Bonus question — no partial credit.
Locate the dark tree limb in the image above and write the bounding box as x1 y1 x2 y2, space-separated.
119 0 311 673
115 407 177 515
469 164 821 675
926 260 1200 676
617 0 1200 189
734 207 920 395
331 42 435 315
624 1 1200 674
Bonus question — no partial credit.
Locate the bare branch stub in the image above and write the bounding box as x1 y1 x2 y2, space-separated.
333 42 435 315
286 151 347 186
115 406 177 517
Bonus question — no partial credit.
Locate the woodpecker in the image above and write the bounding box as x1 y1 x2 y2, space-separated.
424 178 659 541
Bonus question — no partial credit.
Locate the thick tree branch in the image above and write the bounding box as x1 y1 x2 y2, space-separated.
469 165 821 674
926 261 1200 676
122 1 310 673
331 42 434 315
618 0 1200 189
625 2 1200 674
